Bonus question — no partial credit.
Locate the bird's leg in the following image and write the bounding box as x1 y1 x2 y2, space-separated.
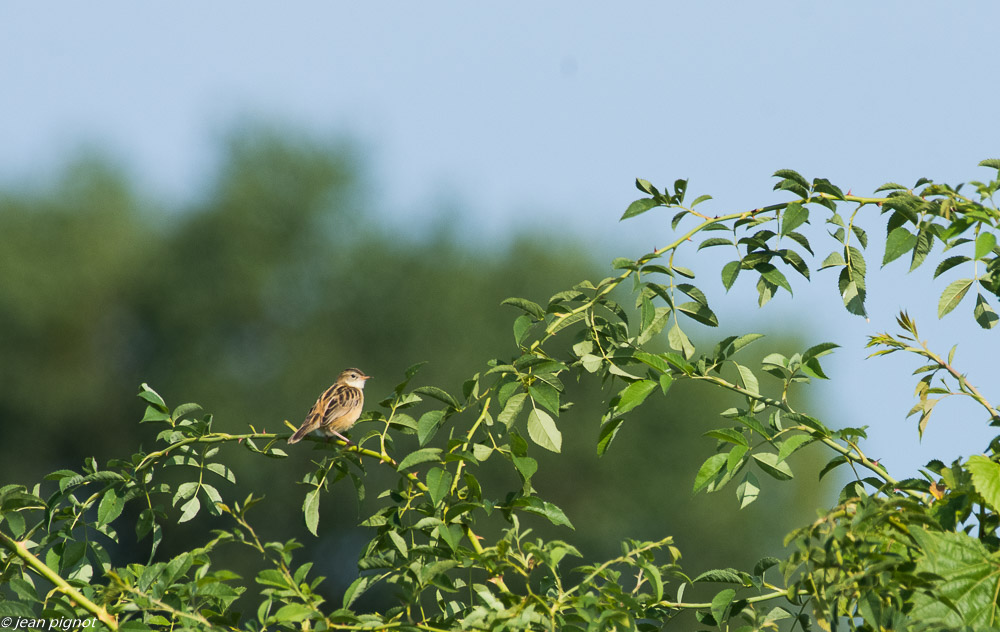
330 430 353 446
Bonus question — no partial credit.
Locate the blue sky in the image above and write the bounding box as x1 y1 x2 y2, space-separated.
2 2 999 480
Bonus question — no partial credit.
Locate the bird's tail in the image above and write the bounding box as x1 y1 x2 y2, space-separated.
288 419 316 444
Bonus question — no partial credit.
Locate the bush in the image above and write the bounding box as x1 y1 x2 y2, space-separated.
2 160 1000 631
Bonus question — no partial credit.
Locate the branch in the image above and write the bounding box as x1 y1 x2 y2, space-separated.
0 530 118 630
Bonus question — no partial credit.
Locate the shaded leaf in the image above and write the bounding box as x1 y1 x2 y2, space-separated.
527 408 562 453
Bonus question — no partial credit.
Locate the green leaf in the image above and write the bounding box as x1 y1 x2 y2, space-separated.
178 496 200 523
721 260 741 290
909 528 1000 627
397 448 443 471
979 158 1000 170
512 455 538 480
975 294 999 329
938 278 974 318
97 487 125 526
638 306 672 344
343 575 376 609
667 321 695 359
417 410 445 446
425 467 453 506
733 362 759 395
513 496 574 529
621 197 660 220
527 408 562 453
711 588 737 624
303 489 320 536
910 225 934 271
777 435 814 462
636 178 658 195
883 227 918 266
694 453 728 493
501 296 545 319
781 203 808 235
698 237 733 250
529 382 561 416
934 255 971 279
616 380 657 415
756 263 792 295
138 383 167 410
968 455 1000 511
773 168 809 187
820 250 846 269
752 453 793 481
274 603 315 623
498 392 527 428
513 314 533 345
736 472 760 509
413 386 459 409
975 232 997 260
802 342 839 362
676 301 719 327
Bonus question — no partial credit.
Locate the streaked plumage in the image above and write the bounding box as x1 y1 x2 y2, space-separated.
288 368 371 445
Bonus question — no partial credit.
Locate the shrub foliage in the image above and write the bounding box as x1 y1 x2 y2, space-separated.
3 160 1000 631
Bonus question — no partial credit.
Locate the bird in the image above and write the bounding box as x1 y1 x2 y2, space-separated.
288 368 372 445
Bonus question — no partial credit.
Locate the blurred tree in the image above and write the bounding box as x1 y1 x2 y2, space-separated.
0 126 822 612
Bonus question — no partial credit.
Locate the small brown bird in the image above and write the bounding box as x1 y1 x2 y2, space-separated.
288 368 372 445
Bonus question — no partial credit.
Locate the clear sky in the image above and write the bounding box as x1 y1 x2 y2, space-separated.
2 2 999 480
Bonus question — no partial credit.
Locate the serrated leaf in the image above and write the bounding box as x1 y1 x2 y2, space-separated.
736 472 760 509
498 393 527 428
756 263 792 295
773 168 809 187
425 467 453 506
777 435 814 462
968 455 1000 512
910 225 934 271
979 158 1000 170
616 380 657 415
883 227 918 266
721 260 741 290
621 197 660 220
694 453 728 493
528 382 561 416
97 488 125 526
417 410 445 446
733 363 759 395
820 251 846 270
501 297 545 319
597 417 625 456
975 232 997 260
396 448 443 471
512 455 538 480
527 408 562 453
909 528 1000 627
938 278 974 318
752 453 793 481
303 489 320 536
413 386 459 409
975 294 999 329
781 203 808 235
177 496 200 523
699 237 733 250
934 255 971 279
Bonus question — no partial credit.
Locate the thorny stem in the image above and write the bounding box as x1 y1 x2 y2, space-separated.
0 530 119 630
692 374 910 495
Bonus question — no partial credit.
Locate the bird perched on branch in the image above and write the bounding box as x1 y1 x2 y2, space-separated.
288 368 371 445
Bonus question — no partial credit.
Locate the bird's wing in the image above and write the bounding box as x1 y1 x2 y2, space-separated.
321 384 362 426
289 382 341 443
